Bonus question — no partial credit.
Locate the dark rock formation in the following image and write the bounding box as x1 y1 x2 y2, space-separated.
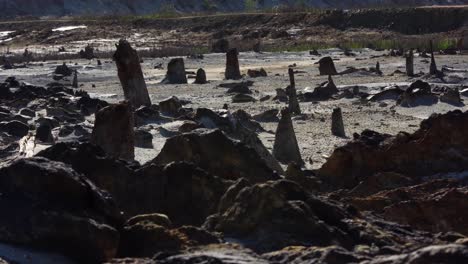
225 48 241 80
134 129 153 148
79 45 95 60
0 157 121 263
273 108 303 165
71 70 78 88
440 88 462 105
247 68 267 78
398 80 438 107
159 96 182 116
253 109 279 122
35 121 54 143
319 110 468 189
406 49 414 76
0 120 29 137
287 68 301 115
304 75 339 101
430 40 438 75
232 93 256 103
331 107 346 137
152 129 279 183
54 62 73 76
194 68 207 84
318 57 338 75
161 58 188 84
113 40 151 107
91 102 135 160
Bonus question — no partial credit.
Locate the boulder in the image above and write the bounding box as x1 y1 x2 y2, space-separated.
161 58 187 84
273 108 303 165
304 75 339 101
134 129 153 149
398 80 438 107
232 94 256 103
152 129 279 183
35 121 54 143
91 102 135 160
440 88 462 106
253 109 279 122
113 39 151 107
158 96 182 116
194 68 207 84
318 57 338 75
225 48 241 80
0 157 121 263
0 120 29 137
54 63 73 76
79 45 95 60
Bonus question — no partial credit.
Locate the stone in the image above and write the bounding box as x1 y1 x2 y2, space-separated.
253 109 279 122
79 44 95 60
159 96 182 116
430 40 438 75
0 157 121 263
113 39 151 107
0 120 29 137
247 68 267 78
35 121 54 143
406 49 414 76
91 102 135 160
71 70 78 88
134 129 153 148
264 246 369 264
134 105 160 126
194 68 207 84
319 110 468 190
440 88 462 105
318 57 338 75
19 108 35 117
161 58 188 84
232 94 256 103
398 80 438 107
54 62 73 76
211 38 229 53
304 75 339 101
152 129 279 183
225 48 241 80
273 108 303 165
225 82 252 94
274 88 288 102
331 107 346 137
288 68 301 115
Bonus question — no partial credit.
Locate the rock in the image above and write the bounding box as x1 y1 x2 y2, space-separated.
365 243 468 264
247 68 267 78
35 121 54 143
273 108 303 165
126 214 172 229
369 87 404 101
225 48 241 80
440 88 462 106
119 218 220 258
0 157 121 263
134 129 153 148
224 81 252 94
54 62 73 76
152 129 279 183
159 96 182 116
264 246 369 264
0 120 29 137
79 44 95 60
331 107 346 137
91 102 135 160
398 80 438 107
318 57 338 75
211 38 229 53
310 49 320 56
253 109 279 122
346 172 414 198
319 110 468 190
288 68 301 115
38 142 229 226
406 49 414 76
430 40 438 75
19 108 35 117
274 88 288 102
232 94 256 103
161 58 187 84
134 105 160 126
194 68 207 84
304 75 339 101
113 39 151 107
285 163 321 191
71 70 78 88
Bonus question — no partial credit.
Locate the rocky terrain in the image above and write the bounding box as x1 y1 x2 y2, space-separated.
0 0 467 18
0 5 468 264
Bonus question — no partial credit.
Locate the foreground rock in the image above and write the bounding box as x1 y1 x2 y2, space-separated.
114 39 151 107
152 128 279 183
91 102 135 160
0 157 121 263
319 110 468 189
161 58 188 84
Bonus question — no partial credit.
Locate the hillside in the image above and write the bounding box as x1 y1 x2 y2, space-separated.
0 0 467 18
